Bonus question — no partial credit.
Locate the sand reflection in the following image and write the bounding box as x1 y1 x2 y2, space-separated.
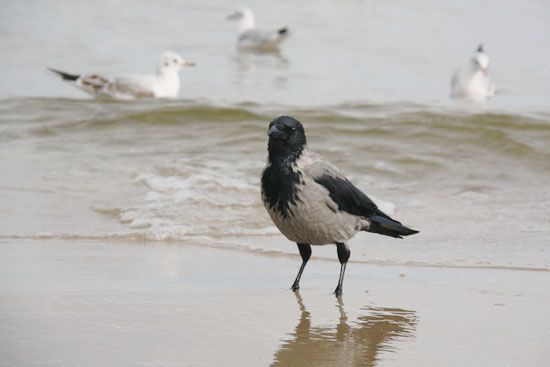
272 294 418 366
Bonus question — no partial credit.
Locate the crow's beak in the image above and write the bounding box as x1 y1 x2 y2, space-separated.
268 124 287 139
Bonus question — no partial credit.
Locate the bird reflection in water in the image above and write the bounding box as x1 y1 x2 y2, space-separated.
233 49 289 79
272 293 418 366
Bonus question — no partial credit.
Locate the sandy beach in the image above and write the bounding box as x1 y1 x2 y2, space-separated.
1 238 548 366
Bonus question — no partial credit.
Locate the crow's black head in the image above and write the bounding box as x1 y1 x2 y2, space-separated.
263 116 305 217
267 116 307 162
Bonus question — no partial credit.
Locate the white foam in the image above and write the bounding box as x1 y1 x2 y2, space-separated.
136 173 190 191
374 161 405 175
116 159 272 241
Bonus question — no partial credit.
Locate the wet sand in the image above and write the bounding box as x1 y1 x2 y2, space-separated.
1 239 549 366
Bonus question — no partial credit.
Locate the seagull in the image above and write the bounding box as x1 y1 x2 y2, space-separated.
261 116 418 296
48 51 195 100
227 7 289 51
451 44 496 102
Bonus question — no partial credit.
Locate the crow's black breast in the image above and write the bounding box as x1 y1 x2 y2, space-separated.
261 163 302 219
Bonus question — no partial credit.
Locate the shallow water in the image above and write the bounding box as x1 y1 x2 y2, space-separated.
1 1 550 270
1 98 549 270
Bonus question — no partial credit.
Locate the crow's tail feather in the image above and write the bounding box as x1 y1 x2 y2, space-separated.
367 214 418 238
48 68 80 81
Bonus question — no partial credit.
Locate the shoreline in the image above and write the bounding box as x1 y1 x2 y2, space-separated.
1 235 548 273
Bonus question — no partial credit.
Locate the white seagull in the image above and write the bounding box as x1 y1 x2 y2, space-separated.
451 44 496 102
48 51 195 100
227 7 289 51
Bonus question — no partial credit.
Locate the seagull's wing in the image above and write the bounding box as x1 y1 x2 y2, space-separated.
303 152 418 238
49 67 156 100
75 73 114 97
239 29 275 44
75 74 154 99
109 76 155 99
238 28 288 48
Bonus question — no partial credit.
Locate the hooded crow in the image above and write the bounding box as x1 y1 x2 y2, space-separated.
261 116 418 296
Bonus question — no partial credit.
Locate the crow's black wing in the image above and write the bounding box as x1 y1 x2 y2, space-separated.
314 174 380 218
314 174 418 238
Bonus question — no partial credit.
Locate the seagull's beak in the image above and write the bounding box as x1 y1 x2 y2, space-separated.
182 60 196 67
268 124 288 140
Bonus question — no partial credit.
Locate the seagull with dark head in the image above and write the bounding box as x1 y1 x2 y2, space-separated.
261 116 418 296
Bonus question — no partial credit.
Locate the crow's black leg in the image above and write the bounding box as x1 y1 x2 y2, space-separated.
291 243 311 292
334 242 350 297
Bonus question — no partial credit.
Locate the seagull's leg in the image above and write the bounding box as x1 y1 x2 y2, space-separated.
334 243 350 297
291 243 311 292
